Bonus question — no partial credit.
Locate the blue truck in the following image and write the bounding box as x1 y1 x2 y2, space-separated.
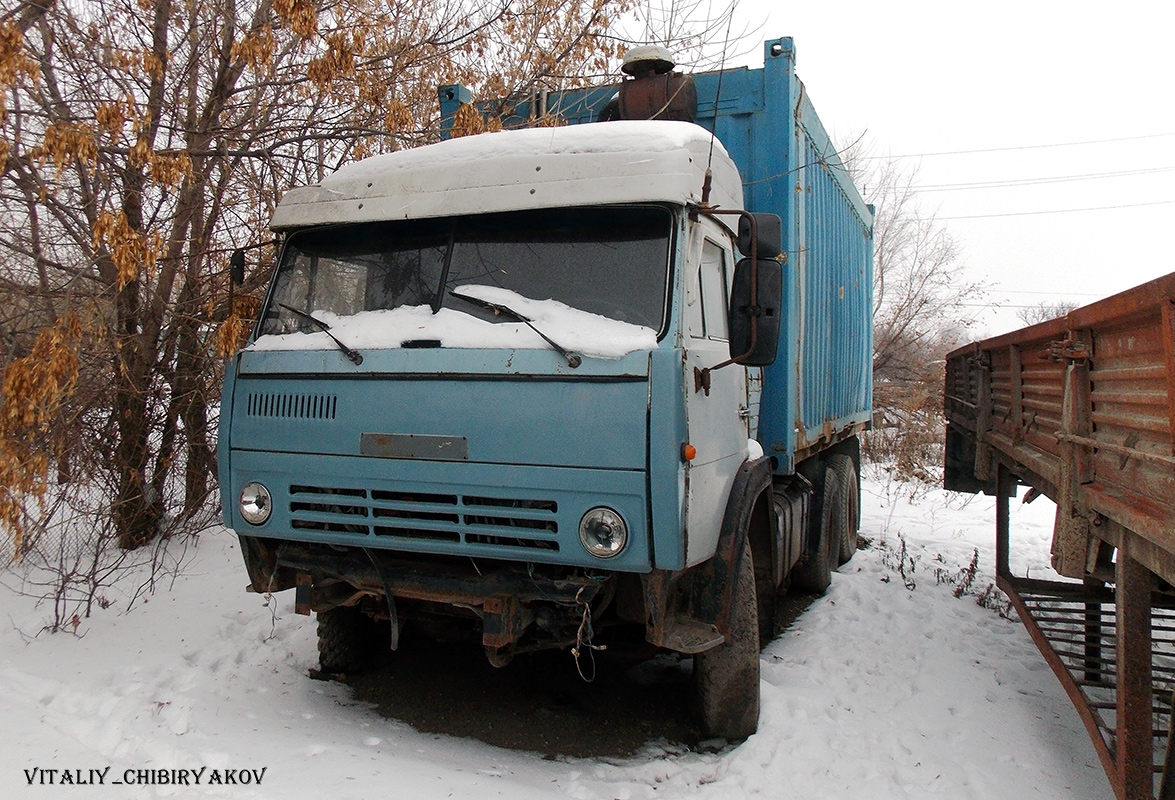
220 37 873 739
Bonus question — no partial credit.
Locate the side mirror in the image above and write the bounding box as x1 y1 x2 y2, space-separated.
729 257 782 366
737 213 782 259
230 249 246 286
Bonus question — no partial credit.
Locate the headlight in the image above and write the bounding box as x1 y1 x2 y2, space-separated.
578 507 627 558
239 482 272 525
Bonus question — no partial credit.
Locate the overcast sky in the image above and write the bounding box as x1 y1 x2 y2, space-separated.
721 0 1174 336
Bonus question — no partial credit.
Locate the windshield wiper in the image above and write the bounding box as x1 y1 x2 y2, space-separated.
277 303 364 365
448 291 581 368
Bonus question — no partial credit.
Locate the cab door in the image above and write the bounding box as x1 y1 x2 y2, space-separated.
682 226 749 565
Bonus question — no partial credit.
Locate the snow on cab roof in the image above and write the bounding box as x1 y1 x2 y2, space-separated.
269 121 743 230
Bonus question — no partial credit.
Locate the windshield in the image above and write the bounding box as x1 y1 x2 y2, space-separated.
258 206 673 341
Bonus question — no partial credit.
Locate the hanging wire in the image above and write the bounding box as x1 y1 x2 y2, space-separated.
570 586 606 682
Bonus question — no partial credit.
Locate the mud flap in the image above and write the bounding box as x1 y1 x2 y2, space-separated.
707 456 773 637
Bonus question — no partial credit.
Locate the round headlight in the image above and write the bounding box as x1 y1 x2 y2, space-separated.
239 482 272 525
578 507 627 558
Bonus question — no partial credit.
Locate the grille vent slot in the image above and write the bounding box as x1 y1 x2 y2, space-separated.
247 393 337 419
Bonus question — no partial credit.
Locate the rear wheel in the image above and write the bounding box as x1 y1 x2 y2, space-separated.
317 605 379 673
790 462 840 594
695 537 761 740
828 454 860 565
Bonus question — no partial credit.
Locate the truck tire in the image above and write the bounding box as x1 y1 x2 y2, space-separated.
790 462 840 594
828 454 860 565
694 537 761 740
317 606 377 673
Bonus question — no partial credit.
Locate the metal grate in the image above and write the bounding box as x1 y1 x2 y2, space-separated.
1005 579 1175 798
247 393 337 419
286 484 559 551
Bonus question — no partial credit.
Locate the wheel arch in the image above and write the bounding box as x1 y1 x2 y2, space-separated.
710 456 774 637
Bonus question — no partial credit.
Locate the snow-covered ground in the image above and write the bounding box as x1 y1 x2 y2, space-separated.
1 471 1112 798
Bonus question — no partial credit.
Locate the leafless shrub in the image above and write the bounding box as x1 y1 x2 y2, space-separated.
2 464 215 632
879 534 919 590
882 542 1013 619
863 374 946 489
932 548 979 597
975 583 1013 619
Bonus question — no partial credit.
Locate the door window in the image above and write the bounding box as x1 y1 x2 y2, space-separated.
700 239 730 341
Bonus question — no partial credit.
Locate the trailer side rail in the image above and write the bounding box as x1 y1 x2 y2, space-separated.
945 272 1175 800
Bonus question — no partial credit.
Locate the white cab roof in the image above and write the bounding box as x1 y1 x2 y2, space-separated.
269 121 743 230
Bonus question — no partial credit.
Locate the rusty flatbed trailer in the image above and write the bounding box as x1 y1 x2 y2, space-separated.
945 272 1175 800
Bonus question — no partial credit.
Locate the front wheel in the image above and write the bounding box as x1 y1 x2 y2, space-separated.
317 605 379 673
694 537 761 740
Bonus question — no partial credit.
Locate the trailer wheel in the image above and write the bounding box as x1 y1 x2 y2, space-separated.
828 454 860 565
317 606 378 673
694 537 761 740
790 462 840 594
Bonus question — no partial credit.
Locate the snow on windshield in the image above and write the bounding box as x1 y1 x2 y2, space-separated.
248 285 657 360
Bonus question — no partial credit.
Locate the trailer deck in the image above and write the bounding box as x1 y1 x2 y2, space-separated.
945 272 1175 800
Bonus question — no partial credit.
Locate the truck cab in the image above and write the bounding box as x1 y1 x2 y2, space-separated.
220 39 873 740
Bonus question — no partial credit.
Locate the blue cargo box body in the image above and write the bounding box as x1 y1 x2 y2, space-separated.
441 37 874 474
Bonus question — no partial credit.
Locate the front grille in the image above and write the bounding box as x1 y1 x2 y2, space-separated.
286 484 560 552
466 533 559 551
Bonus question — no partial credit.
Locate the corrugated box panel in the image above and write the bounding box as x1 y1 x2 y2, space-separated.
795 118 873 451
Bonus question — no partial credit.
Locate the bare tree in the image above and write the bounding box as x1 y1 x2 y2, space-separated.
841 149 982 481
0 0 639 622
1016 300 1077 327
860 158 980 386
623 0 761 70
